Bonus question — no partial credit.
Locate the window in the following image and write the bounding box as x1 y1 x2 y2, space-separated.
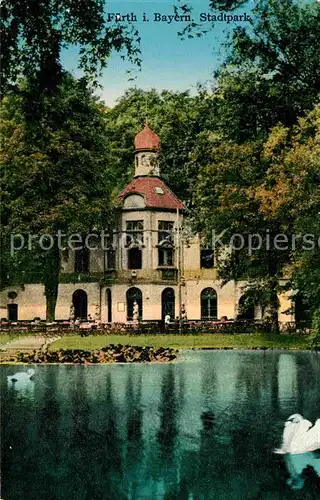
155 187 164 195
158 248 174 267
106 249 116 269
158 221 174 267
126 221 143 269
126 220 144 232
74 246 89 273
158 221 174 245
201 288 218 320
128 247 142 269
200 249 214 269
126 220 144 247
161 269 177 280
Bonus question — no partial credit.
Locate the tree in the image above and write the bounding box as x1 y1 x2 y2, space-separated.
213 0 320 141
191 101 320 331
1 73 112 320
1 1 142 320
255 103 320 317
187 0 320 331
1 0 141 95
209 1 247 10
191 134 288 331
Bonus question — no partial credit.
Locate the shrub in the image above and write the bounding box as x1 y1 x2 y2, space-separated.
311 310 320 350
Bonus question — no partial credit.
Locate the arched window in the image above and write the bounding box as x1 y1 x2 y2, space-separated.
162 288 175 320
201 288 217 320
72 289 88 319
106 288 112 323
126 287 143 321
238 295 255 320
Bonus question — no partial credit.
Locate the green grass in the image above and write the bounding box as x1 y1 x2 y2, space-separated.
0 334 12 346
0 332 31 347
49 333 316 351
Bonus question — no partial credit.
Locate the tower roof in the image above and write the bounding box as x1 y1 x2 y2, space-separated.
118 177 184 211
134 123 160 151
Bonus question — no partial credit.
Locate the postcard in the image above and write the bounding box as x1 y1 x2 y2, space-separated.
1 1 319 498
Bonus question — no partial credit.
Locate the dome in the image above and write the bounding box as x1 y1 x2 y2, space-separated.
134 123 160 151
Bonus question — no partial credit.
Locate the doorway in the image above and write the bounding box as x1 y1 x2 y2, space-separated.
238 295 255 320
72 289 88 319
161 288 175 320
7 304 18 321
126 287 143 321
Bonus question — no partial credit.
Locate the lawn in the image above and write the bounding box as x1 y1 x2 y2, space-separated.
0 334 12 346
49 333 316 351
0 332 30 346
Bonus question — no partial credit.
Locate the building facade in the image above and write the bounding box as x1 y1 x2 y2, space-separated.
1 124 294 323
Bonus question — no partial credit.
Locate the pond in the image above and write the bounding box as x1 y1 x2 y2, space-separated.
1 351 320 499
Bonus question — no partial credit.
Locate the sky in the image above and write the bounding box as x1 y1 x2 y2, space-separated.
61 0 255 107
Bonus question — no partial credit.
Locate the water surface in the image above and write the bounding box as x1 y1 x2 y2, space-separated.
1 350 320 499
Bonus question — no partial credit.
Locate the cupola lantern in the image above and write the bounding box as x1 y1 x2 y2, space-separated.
134 123 160 177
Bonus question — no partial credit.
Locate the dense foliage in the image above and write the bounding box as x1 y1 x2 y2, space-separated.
1 0 141 95
188 0 320 329
215 0 320 141
192 103 320 329
1 74 112 319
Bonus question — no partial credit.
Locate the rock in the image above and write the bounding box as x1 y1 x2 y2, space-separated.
4 343 178 364
114 353 127 363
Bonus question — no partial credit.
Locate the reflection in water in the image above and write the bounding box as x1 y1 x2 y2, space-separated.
278 354 298 412
7 377 35 397
275 412 320 493
157 366 178 458
7 368 36 399
285 452 320 490
1 351 320 499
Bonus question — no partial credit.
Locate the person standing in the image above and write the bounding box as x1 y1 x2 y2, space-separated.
165 313 171 332
132 301 139 325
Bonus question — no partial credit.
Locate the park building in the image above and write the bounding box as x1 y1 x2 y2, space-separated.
1 124 296 324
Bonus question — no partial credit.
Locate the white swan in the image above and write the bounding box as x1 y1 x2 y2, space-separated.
7 368 35 383
275 414 320 454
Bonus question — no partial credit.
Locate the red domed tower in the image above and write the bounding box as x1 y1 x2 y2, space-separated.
133 123 160 177
118 123 184 211
134 122 160 152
